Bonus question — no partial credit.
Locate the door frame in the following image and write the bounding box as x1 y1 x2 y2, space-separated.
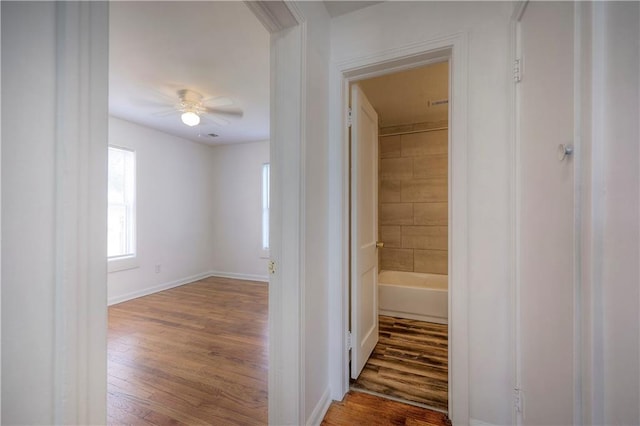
34 1 308 424
246 2 308 425
328 32 469 424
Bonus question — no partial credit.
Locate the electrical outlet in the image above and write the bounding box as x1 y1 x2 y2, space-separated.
155 264 161 273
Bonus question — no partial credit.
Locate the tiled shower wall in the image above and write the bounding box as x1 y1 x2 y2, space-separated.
378 127 448 274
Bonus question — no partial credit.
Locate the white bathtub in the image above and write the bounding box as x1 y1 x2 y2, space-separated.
378 270 448 324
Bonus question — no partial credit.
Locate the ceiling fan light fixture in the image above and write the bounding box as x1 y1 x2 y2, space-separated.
181 111 200 126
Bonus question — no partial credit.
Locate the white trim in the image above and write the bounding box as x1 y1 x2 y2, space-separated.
107 272 214 306
305 387 332 426
53 2 109 424
469 418 500 426
510 3 527 426
0 2 3 418
209 270 269 283
572 3 585 424
251 2 307 425
587 3 606 423
448 38 469 425
108 271 269 306
244 0 299 33
328 33 469 424
294 5 308 424
327 62 350 401
107 255 139 273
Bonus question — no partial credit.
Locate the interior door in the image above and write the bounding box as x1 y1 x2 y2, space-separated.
516 2 576 424
350 83 379 379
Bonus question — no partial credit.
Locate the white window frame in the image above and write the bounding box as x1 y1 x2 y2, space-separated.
261 162 270 258
107 145 138 273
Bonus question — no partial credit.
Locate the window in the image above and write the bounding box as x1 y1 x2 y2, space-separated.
262 163 270 251
108 146 136 267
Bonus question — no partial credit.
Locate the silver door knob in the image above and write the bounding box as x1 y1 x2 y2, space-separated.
558 144 574 161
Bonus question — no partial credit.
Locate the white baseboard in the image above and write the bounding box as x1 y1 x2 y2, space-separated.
306 387 332 426
469 418 499 426
108 270 269 306
208 270 269 283
108 271 213 306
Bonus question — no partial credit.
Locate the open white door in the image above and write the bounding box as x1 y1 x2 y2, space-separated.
350 84 379 379
516 2 576 424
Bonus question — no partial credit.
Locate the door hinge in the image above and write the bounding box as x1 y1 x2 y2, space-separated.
267 260 276 274
514 58 522 83
514 388 523 414
347 331 353 350
347 107 352 128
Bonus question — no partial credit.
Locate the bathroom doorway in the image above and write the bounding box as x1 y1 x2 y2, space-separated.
349 61 450 412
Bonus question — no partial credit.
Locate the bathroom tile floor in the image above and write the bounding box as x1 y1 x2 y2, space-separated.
351 315 448 411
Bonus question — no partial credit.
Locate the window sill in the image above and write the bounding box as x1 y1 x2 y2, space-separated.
108 255 139 273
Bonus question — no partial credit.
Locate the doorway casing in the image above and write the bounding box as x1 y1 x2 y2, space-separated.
15 1 309 424
327 33 470 424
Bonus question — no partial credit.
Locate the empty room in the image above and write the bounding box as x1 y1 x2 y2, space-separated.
106 2 270 424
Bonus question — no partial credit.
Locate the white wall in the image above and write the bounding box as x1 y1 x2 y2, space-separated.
107 117 216 304
580 4 640 424
210 140 269 280
2 3 109 424
298 1 332 423
598 3 640 424
108 117 269 304
331 3 513 424
1 4 57 422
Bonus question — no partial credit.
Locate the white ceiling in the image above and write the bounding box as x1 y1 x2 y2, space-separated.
323 1 383 18
109 2 270 145
358 61 449 128
108 2 385 146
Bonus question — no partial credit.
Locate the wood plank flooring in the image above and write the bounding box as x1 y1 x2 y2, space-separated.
322 391 451 426
107 276 268 425
351 315 448 411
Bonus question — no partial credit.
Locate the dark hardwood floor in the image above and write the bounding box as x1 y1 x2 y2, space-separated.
108 278 448 425
351 315 448 411
107 276 268 425
322 391 451 426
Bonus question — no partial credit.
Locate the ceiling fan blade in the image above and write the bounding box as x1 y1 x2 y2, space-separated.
132 98 175 109
140 86 181 104
201 114 230 126
203 107 243 118
152 109 179 117
202 96 234 108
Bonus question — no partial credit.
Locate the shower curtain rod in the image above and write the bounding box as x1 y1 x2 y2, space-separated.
380 126 448 137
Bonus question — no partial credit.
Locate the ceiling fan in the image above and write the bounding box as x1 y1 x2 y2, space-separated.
153 89 243 127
